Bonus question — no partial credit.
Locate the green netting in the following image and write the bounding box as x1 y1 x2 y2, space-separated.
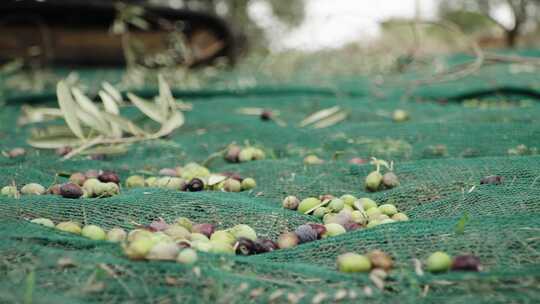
1 52 540 303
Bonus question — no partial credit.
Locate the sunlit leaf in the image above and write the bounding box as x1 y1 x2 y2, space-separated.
102 82 123 103
236 107 264 115
100 112 147 136
72 87 106 123
312 111 348 129
27 136 84 149
71 87 112 135
57 81 85 139
157 111 184 137
75 108 111 135
299 106 341 127
79 145 129 156
99 90 122 137
158 74 174 118
208 174 227 186
127 92 164 123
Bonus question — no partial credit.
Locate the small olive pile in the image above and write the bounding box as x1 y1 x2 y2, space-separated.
29 218 198 264
283 194 409 229
224 145 266 163
122 219 279 258
337 250 394 273
126 162 256 192
1 170 120 199
276 222 351 250
425 251 482 273
31 216 278 258
364 161 399 192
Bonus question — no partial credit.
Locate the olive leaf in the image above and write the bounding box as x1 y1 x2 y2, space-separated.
79 145 129 156
300 106 341 127
312 111 348 129
57 81 85 139
72 87 109 128
102 82 123 103
28 75 185 159
157 110 184 137
454 212 469 234
127 92 165 123
99 90 122 137
158 74 174 118
18 105 63 125
75 108 111 135
27 136 84 149
208 174 227 186
100 112 147 136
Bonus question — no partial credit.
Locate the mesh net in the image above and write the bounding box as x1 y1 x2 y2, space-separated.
1 53 540 303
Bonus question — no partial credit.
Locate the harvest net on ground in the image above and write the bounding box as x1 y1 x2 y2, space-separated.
1 53 540 303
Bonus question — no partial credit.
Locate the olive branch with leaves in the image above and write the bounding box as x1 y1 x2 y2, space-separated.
27 75 187 160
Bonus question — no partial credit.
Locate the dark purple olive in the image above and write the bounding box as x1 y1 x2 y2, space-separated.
294 224 318 243
260 110 272 121
255 239 278 253
235 237 257 255
60 183 83 199
480 175 503 185
187 178 204 192
98 171 120 184
308 223 327 239
451 255 481 272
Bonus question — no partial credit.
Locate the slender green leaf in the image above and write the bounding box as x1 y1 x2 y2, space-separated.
24 270 35 304
127 92 164 123
455 212 469 234
57 81 85 139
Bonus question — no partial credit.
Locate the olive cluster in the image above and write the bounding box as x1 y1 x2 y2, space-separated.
29 218 198 264
30 216 280 259
283 194 409 230
426 251 482 273
1 170 120 199
126 162 256 192
337 250 394 273
121 219 278 258
225 145 266 163
276 222 348 250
